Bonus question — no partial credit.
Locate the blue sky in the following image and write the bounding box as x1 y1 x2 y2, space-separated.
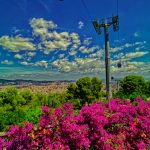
0 0 149 81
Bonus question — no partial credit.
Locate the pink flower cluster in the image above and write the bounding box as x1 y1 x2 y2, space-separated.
0 97 150 149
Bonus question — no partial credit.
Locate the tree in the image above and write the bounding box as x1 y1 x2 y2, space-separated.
145 81 150 97
91 77 103 99
76 77 92 100
67 77 103 104
66 83 77 99
115 75 147 101
120 75 146 95
3 87 18 105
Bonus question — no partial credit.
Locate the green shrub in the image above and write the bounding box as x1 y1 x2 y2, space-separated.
20 89 34 104
129 92 147 102
24 106 42 124
0 109 25 131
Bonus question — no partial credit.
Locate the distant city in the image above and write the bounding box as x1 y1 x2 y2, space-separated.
0 78 120 94
0 79 75 86
0 79 75 94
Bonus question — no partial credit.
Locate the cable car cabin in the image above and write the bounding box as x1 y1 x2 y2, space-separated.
117 62 122 68
111 76 114 80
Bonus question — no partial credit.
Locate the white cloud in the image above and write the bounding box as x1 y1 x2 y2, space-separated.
14 54 23 59
27 52 36 57
78 21 84 29
79 45 99 54
110 47 123 53
0 36 36 52
30 18 57 39
135 41 146 45
110 41 147 53
87 50 103 58
33 60 48 68
52 57 105 73
83 37 92 46
134 32 139 37
58 54 65 59
20 61 33 66
42 38 71 51
111 61 148 75
69 33 81 51
113 52 124 59
1 60 14 65
122 51 149 60
39 31 81 54
70 44 79 52
110 43 133 53
20 60 48 68
69 50 77 56
11 27 21 34
30 18 81 55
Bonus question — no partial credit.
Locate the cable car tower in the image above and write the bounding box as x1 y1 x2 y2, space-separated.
92 15 119 102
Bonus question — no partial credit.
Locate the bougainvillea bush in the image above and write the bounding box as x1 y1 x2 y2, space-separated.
0 97 150 150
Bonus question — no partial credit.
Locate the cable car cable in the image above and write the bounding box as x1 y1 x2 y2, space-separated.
80 0 92 21
117 0 119 15
115 0 122 69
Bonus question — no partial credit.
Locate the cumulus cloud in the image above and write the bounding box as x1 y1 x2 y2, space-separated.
14 54 23 59
110 46 123 53
113 53 125 59
27 52 36 57
1 60 14 65
58 54 65 59
134 32 139 37
29 18 82 55
111 61 147 75
0 36 36 52
78 21 84 29
135 41 146 46
30 18 57 39
79 45 99 54
41 37 71 53
110 43 133 53
20 61 33 66
51 49 149 74
38 31 81 54
52 58 105 73
33 60 48 68
52 59 75 72
122 51 149 60
20 60 48 68
110 41 147 53
83 37 92 46
69 50 77 56
87 50 103 58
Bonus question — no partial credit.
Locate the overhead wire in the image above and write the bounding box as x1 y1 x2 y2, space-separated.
79 0 95 38
79 0 102 46
116 0 120 42
117 0 119 15
115 0 124 69
80 0 93 21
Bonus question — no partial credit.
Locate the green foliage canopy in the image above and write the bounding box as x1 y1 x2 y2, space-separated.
67 77 103 104
115 75 150 101
120 75 146 95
